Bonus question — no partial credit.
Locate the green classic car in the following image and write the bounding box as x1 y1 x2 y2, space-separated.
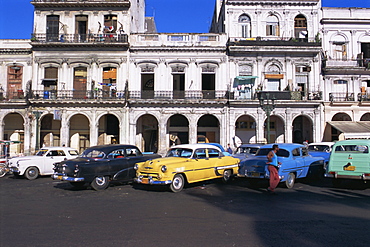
325 139 370 186
134 144 240 192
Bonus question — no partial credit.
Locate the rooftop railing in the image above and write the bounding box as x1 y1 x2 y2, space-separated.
31 33 128 44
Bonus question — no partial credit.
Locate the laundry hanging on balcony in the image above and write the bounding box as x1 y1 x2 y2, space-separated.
233 76 258 87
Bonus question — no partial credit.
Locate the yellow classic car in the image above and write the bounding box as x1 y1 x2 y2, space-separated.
134 144 240 192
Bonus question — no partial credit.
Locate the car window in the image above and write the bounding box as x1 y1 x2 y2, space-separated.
292 148 300 157
36 149 48 156
335 145 369 153
68 150 79 156
166 148 192 158
195 149 207 159
308 145 330 152
47 150 59 156
56 150 66 156
82 149 105 158
107 149 126 159
208 148 220 158
301 147 308 156
125 148 141 157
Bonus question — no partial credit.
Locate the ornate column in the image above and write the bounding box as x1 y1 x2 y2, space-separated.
60 112 70 147
158 115 167 155
256 108 265 143
188 114 198 144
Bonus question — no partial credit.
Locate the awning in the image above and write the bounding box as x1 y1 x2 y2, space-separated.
41 79 57 86
328 121 370 139
233 76 258 87
0 140 22 145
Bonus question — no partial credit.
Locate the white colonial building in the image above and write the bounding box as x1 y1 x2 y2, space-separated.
0 0 369 156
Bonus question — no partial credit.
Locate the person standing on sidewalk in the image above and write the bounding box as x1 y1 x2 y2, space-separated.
266 144 281 194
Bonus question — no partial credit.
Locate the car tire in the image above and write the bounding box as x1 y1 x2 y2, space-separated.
285 172 295 189
24 167 39 180
170 174 185 193
222 169 232 183
0 166 7 177
90 176 110 191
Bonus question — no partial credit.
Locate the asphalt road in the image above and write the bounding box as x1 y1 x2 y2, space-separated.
0 175 369 247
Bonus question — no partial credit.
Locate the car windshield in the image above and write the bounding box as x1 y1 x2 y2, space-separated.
308 145 330 152
36 149 49 156
81 149 106 158
236 147 259 154
255 148 290 158
166 148 193 158
68 150 79 156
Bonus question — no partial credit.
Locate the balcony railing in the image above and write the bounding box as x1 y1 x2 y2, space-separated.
0 89 339 102
329 92 355 102
31 33 128 44
228 37 321 46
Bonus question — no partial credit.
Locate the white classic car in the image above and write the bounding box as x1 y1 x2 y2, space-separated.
8 147 79 180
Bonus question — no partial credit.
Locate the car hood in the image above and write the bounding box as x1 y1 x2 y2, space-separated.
9 156 44 163
139 157 189 171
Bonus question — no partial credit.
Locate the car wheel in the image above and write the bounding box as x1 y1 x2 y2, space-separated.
0 166 7 177
90 176 110 191
222 169 232 183
24 167 39 180
285 172 295 189
170 174 185 192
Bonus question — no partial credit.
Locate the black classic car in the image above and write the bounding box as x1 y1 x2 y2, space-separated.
52 144 161 190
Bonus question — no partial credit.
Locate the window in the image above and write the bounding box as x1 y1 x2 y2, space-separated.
292 148 300 156
107 149 125 159
195 149 207 159
266 15 279 36
334 80 347 85
208 148 220 158
238 14 251 38
46 15 59 42
126 148 141 157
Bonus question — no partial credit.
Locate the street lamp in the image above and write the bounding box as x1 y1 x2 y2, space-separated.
258 93 276 144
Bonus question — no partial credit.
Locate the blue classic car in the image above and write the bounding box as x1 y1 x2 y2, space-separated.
308 142 335 169
238 143 325 188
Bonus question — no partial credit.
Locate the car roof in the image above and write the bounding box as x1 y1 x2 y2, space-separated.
308 142 335 146
260 143 305 152
171 144 222 151
333 139 370 145
84 144 139 153
39 146 78 151
238 144 263 148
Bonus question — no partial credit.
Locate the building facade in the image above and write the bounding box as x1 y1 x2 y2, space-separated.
0 0 369 156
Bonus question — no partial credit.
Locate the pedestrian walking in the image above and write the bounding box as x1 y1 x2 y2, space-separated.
226 143 233 154
266 144 281 194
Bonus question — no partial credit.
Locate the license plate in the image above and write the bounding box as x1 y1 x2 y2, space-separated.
344 166 356 171
57 175 63 180
251 172 260 177
141 178 149 184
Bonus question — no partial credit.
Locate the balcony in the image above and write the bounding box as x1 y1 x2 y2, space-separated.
329 92 355 102
15 89 326 103
31 33 128 45
131 33 227 48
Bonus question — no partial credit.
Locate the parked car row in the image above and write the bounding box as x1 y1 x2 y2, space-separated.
4 140 369 191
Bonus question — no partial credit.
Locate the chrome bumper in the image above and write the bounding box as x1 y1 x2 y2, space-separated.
134 176 172 185
325 173 370 180
52 173 84 182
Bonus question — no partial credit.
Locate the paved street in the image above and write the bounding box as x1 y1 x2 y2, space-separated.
0 175 369 247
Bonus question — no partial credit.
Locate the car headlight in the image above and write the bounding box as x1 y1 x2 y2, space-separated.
161 165 167 173
134 164 138 170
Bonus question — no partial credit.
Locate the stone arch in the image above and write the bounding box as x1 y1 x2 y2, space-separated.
292 114 313 144
40 113 61 147
98 113 120 145
360 113 370 121
136 114 158 153
69 114 91 153
3 112 25 155
235 114 257 144
167 114 190 146
197 114 220 143
262 114 285 143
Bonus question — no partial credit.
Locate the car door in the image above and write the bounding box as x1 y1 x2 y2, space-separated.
292 147 306 178
187 148 212 182
106 148 128 180
207 148 224 178
44 150 66 175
